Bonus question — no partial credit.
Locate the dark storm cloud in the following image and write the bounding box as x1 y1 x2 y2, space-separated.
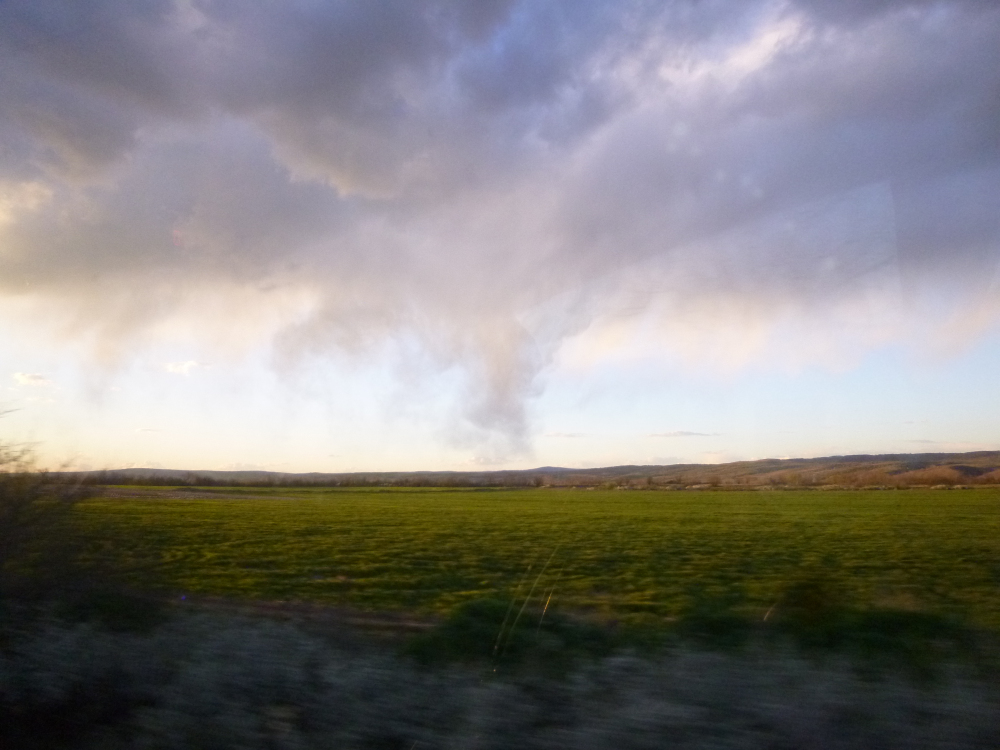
1 0 998 456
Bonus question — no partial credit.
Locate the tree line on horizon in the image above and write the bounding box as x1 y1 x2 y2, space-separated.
60 453 1000 490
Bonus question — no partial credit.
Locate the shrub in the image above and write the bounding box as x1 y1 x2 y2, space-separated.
0 442 91 600
402 597 617 673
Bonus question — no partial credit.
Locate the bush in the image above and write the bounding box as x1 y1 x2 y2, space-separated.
0 441 91 600
403 597 617 673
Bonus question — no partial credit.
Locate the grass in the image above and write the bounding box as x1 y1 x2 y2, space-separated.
4 486 997 749
70 487 1000 632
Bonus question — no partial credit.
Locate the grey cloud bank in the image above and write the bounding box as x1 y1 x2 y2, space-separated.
1 0 998 457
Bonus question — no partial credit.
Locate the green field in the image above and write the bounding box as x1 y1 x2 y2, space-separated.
76 487 1000 628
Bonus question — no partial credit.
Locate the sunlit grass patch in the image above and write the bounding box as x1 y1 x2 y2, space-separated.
71 488 1000 632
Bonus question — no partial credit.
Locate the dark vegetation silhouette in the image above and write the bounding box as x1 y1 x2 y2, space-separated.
0 440 91 600
0 437 166 629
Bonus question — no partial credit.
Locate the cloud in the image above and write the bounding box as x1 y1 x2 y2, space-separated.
164 361 207 376
544 432 586 438
12 372 51 386
649 431 720 438
0 0 998 456
902 439 999 452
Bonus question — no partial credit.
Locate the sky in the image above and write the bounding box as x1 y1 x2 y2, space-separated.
1 0 999 472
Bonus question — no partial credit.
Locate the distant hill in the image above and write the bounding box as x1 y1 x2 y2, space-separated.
66 450 1000 489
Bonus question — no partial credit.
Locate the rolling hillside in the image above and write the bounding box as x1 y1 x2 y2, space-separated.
70 450 1000 489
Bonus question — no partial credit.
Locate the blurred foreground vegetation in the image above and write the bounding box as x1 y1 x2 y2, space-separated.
2 591 999 750
0 443 92 600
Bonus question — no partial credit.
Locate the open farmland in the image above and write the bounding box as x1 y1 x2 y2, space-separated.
75 487 1000 629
